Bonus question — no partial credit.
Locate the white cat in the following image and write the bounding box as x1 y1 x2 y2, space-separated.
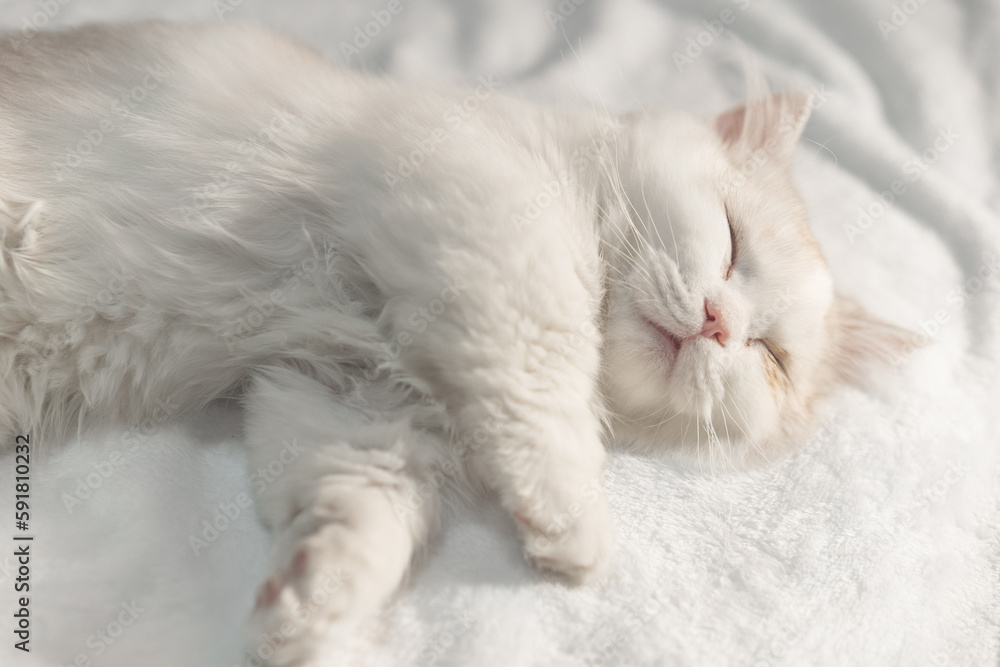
0 22 910 666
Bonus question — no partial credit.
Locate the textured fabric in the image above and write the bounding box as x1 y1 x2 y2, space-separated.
1 1 998 665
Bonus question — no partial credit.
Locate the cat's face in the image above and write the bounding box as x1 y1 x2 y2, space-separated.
599 93 910 465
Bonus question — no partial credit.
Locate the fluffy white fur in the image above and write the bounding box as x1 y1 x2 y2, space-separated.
0 22 910 666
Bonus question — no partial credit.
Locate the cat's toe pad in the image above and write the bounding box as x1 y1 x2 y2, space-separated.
244 528 358 666
254 572 286 610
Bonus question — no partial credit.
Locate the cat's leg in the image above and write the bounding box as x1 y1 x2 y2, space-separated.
449 336 613 585
240 366 448 667
389 261 612 584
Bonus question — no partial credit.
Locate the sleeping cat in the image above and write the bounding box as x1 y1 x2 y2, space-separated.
0 22 910 666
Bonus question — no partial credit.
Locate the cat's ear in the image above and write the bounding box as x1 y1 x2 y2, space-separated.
714 91 813 166
826 295 922 386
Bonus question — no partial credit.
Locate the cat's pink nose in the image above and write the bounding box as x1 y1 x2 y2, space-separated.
700 299 729 346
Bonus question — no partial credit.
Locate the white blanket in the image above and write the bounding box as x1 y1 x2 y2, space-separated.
1 1 998 665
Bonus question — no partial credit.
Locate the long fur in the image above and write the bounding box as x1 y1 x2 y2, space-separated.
0 22 911 666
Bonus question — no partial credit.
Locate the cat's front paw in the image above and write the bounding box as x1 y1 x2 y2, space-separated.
514 478 613 584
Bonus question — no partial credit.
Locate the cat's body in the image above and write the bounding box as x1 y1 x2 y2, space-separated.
0 22 908 666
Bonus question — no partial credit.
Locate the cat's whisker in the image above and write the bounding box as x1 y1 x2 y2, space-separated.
801 136 839 168
719 396 734 462
679 390 695 444
595 137 650 252
613 66 649 120
637 180 672 258
720 377 755 443
650 180 681 263
599 168 658 276
596 165 663 308
602 274 635 290
0 23 922 663
718 375 748 426
602 212 648 269
685 401 701 474
617 182 656 257
598 235 638 269
695 401 705 473
718 398 750 444
644 395 690 430
558 28 656 288
612 169 657 257
631 197 691 327
557 30 619 137
694 411 705 477
608 380 691 428
719 376 770 464
650 269 688 327
594 166 647 260
704 414 727 474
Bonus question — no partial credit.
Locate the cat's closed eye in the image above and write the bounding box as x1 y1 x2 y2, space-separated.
724 204 737 280
750 339 788 378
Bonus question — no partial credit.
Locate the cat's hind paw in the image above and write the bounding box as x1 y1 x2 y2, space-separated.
243 535 357 667
243 472 421 666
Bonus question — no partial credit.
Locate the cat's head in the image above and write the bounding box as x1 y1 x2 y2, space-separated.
599 91 913 466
